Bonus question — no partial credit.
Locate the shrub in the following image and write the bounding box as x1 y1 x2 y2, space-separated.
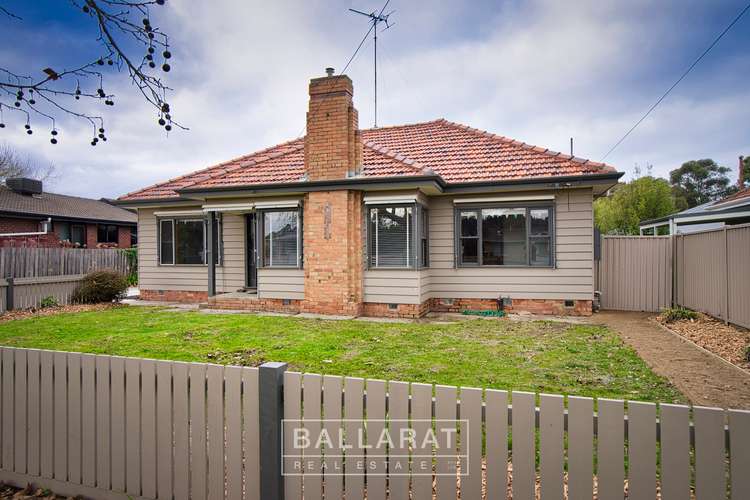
72 270 128 304
660 306 698 323
120 247 138 286
39 296 59 308
745 345 750 363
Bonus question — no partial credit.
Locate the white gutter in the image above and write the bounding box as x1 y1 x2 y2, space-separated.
0 217 52 237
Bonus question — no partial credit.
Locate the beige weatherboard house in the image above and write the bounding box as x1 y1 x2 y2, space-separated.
117 72 623 318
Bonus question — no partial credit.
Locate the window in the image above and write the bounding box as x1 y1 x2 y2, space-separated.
130 226 138 246
419 207 429 268
368 205 413 268
56 221 70 241
158 216 222 266
71 224 86 246
97 224 118 244
456 205 553 267
367 204 428 269
159 219 175 264
261 210 300 267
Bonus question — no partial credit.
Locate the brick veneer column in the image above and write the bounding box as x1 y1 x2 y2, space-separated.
301 190 364 315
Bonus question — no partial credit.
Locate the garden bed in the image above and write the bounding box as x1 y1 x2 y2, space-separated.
656 312 750 371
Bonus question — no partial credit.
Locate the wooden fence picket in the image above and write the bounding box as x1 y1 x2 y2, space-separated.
0 347 747 500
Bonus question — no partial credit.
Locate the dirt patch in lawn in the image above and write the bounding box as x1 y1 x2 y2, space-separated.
0 303 124 323
655 312 750 372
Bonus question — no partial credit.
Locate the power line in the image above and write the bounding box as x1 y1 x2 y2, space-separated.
601 2 750 161
296 0 391 138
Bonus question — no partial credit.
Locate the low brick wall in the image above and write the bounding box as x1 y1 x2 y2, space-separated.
139 289 592 317
430 297 592 317
206 297 301 314
361 301 430 319
140 289 208 303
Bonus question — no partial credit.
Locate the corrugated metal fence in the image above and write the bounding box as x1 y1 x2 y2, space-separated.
675 225 750 329
597 224 750 327
1 347 749 500
0 248 128 278
597 236 673 312
0 275 86 313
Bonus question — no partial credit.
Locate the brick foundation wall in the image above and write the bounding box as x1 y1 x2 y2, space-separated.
206 297 301 314
140 289 208 303
362 301 431 319
429 297 593 316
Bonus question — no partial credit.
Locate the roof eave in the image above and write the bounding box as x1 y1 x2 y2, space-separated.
442 172 623 194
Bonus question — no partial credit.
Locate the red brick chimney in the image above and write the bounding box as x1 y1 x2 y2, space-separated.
304 70 362 180
301 70 364 316
740 156 745 188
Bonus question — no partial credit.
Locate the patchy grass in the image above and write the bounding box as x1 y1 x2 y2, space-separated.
0 306 684 402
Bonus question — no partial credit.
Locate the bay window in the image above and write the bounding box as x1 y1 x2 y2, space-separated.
158 216 222 265
260 209 300 267
367 204 429 269
456 205 553 267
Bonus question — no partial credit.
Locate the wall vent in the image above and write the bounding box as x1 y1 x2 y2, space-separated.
564 299 575 308
388 303 399 310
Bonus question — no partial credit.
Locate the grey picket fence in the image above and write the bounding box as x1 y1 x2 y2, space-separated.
0 347 748 500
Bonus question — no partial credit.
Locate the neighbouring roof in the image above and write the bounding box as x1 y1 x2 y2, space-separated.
119 118 618 201
0 185 137 224
640 186 750 226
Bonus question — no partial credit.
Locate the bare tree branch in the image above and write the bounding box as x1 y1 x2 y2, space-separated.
0 0 182 146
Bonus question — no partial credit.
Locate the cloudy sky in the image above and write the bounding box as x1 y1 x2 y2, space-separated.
1 0 749 198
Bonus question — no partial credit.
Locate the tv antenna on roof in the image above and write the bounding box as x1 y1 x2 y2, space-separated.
349 5 395 128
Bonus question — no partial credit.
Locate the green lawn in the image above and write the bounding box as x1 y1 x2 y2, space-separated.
0 306 683 402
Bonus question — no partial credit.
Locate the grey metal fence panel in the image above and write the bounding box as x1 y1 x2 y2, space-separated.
676 224 750 329
1 347 749 500
598 236 672 312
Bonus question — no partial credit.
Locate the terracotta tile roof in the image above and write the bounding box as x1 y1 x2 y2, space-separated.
714 186 750 205
119 118 617 201
0 186 136 223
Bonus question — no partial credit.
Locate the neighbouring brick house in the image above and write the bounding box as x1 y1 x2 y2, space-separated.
117 72 622 317
0 178 137 248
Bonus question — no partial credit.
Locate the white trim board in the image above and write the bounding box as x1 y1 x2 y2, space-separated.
453 194 555 204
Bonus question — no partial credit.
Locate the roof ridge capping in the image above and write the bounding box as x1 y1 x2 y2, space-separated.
363 140 434 175
436 119 616 172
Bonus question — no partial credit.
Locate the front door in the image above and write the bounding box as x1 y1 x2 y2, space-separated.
246 213 258 289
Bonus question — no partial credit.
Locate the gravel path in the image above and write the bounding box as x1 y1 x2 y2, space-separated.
591 311 750 410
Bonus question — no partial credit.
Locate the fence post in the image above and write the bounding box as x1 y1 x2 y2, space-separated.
6 277 14 311
259 361 287 500
723 227 729 325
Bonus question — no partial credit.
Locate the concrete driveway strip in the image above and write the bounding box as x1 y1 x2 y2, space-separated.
592 311 750 410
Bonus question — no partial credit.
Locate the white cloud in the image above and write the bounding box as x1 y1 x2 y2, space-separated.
1 0 748 198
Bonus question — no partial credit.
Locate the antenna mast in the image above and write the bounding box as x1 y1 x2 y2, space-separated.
349 7 394 128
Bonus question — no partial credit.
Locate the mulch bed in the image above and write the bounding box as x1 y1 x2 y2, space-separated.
0 482 81 500
0 303 124 323
656 312 750 372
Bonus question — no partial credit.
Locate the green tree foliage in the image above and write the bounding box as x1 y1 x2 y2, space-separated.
595 176 677 235
669 159 736 209
742 156 750 189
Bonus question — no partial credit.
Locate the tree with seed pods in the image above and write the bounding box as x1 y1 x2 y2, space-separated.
0 0 181 146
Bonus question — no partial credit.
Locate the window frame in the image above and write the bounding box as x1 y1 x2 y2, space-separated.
157 215 223 267
454 202 555 268
366 202 429 270
97 224 119 244
257 208 303 269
